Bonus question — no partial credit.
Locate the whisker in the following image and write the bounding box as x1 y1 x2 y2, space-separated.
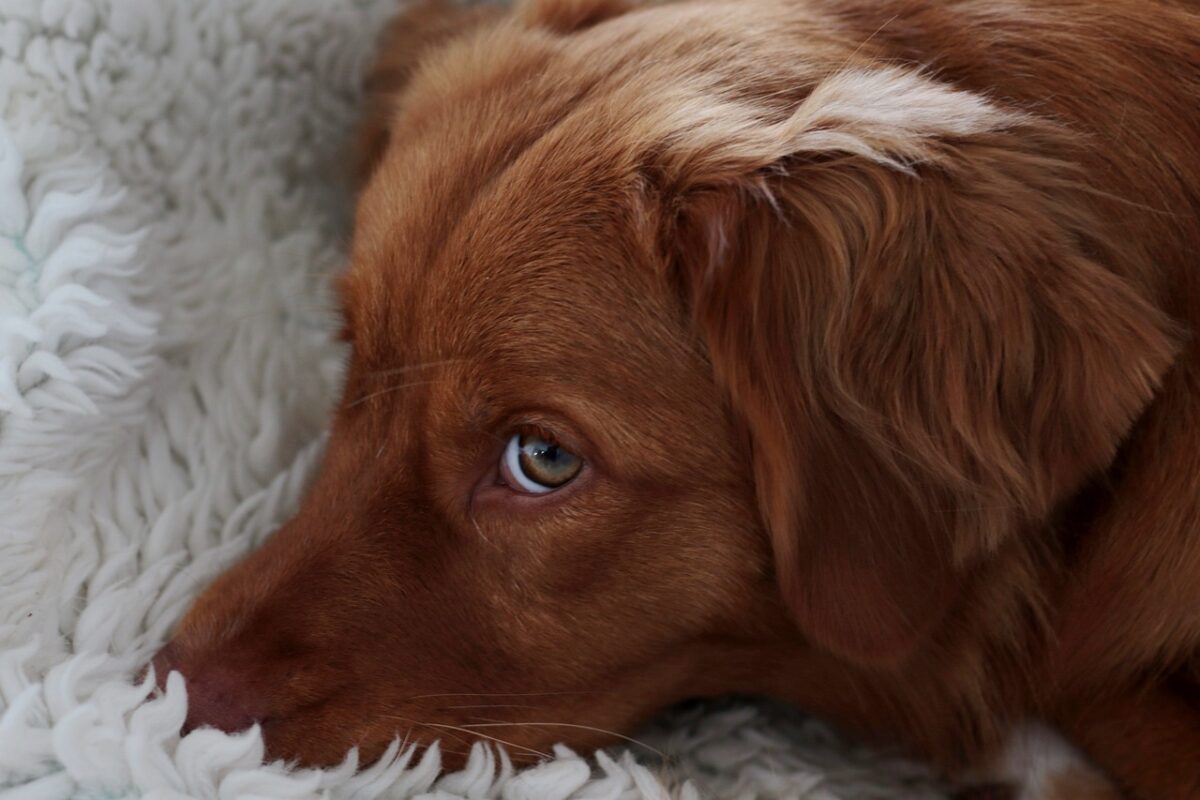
407 691 599 700
391 718 482 754
442 703 543 710
438 747 473 759
382 715 553 760
469 514 493 547
396 725 472 760
837 12 900 72
460 721 667 760
362 359 468 380
347 380 437 408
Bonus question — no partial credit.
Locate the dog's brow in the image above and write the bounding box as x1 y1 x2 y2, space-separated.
464 398 499 437
347 379 438 409
362 359 468 380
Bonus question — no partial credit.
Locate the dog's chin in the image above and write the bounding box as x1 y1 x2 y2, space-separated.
256 710 394 769
259 718 364 768
259 713 553 771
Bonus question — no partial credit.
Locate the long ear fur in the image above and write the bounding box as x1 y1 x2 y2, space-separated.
658 68 1179 666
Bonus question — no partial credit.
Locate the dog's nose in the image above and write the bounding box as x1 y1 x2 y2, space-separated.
151 644 261 735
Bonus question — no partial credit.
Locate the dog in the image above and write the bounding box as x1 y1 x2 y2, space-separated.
151 0 1200 796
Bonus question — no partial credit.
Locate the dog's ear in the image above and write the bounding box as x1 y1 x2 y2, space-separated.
356 1 504 182
654 68 1179 666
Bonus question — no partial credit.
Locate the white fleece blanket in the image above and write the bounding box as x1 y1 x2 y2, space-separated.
0 1 953 797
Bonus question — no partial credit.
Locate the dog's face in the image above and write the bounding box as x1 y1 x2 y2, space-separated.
156 0 1179 768
160 184 769 762
156 9 778 765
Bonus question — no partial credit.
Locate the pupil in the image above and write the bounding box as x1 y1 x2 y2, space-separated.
517 434 579 487
520 435 578 484
537 448 563 469
525 438 559 464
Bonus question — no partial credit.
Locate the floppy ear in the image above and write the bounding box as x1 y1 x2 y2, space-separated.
658 68 1179 666
356 0 504 182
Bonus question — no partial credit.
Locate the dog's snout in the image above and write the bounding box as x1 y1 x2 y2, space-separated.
149 642 181 687
181 666 259 735
151 645 262 735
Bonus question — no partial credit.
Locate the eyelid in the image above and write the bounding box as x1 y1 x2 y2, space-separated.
499 413 594 467
510 421 560 444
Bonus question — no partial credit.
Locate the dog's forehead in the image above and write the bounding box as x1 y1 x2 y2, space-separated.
344 156 710 437
342 6 780 389
348 131 677 377
338 163 714 466
431 174 679 381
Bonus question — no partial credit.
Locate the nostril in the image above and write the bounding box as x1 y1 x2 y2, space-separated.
181 665 259 735
148 644 177 691
148 644 261 735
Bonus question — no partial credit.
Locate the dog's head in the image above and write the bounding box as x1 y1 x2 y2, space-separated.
155 0 1177 767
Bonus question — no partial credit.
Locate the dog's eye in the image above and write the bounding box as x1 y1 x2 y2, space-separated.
501 432 583 494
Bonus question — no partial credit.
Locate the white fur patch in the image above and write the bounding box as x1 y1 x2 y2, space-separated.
786 67 1023 170
974 721 1118 800
657 66 1024 179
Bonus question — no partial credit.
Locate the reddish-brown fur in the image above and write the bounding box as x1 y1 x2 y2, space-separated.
154 1 1200 796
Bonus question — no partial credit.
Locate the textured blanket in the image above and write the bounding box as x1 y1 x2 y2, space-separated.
0 1 952 796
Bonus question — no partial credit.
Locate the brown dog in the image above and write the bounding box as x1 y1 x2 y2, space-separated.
152 0 1200 796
